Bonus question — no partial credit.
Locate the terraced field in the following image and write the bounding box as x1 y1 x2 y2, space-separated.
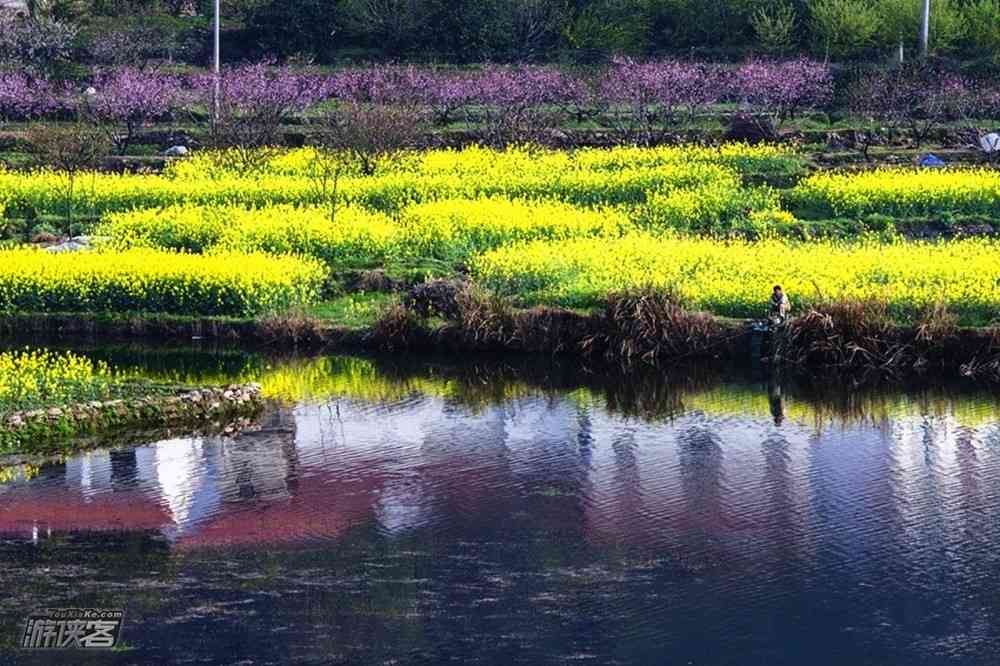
1 144 999 325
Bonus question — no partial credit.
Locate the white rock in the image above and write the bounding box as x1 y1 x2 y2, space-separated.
44 240 92 254
980 133 1000 154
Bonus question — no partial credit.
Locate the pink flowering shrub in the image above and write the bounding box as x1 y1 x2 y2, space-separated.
86 68 184 153
193 62 329 153
599 57 727 144
734 58 833 127
0 72 59 121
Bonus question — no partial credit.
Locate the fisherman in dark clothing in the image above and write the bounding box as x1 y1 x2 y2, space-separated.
768 285 790 326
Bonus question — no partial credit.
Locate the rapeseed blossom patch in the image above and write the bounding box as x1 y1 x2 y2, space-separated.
0 248 326 317
472 235 1000 325
0 349 115 414
790 168 1000 217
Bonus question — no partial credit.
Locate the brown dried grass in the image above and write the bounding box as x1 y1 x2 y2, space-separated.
779 298 907 376
585 287 728 367
366 303 430 351
257 309 325 346
450 285 518 347
916 301 959 344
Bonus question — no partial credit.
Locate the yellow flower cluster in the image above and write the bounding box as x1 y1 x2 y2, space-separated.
168 143 795 179
98 204 398 268
3 145 782 219
0 348 114 414
98 198 633 267
0 169 324 216
472 235 1000 324
398 198 631 260
790 168 1000 218
0 248 326 317
640 183 784 235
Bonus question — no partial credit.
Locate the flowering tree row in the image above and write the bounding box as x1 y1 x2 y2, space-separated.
2 59 996 153
0 59 836 150
0 63 324 154
1 59 833 122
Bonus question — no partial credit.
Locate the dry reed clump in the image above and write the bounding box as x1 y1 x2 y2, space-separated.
257 309 325 346
510 306 597 354
959 325 1000 381
440 285 730 359
431 285 597 353
584 287 727 367
448 285 518 348
403 279 467 320
343 269 405 294
916 301 959 344
779 298 974 380
779 298 906 377
366 302 430 351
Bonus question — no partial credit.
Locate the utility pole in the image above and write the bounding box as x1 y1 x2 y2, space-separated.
920 0 931 58
213 0 221 121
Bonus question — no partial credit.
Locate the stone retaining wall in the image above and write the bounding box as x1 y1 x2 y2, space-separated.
0 384 263 452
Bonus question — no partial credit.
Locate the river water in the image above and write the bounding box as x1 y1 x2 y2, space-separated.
2 347 1000 665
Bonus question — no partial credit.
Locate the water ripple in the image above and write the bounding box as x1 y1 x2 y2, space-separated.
4 357 1000 664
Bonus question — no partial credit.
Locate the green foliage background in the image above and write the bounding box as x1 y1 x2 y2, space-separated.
17 0 1000 65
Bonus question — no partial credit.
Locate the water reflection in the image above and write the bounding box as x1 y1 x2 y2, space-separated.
4 378 1000 555
2 349 1000 664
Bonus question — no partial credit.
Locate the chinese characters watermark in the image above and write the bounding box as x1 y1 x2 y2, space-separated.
21 608 124 649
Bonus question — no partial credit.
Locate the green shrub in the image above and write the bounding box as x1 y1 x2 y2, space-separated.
964 0 1000 61
808 0 882 59
751 1 800 55
876 0 966 54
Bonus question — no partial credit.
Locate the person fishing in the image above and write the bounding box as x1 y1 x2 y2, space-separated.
768 285 791 326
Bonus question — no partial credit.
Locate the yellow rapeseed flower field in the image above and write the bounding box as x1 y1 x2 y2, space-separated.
98 198 635 266
0 248 327 317
167 143 795 179
5 146 1000 323
2 145 767 218
790 168 1000 217
472 235 1000 325
390 197 631 261
98 204 398 268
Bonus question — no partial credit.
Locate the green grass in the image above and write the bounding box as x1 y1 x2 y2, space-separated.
306 292 396 328
0 151 35 169
382 257 461 281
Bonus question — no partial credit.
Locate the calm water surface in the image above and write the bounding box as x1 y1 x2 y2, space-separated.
2 348 1000 665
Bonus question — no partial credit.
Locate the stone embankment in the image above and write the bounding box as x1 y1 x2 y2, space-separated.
0 384 263 452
